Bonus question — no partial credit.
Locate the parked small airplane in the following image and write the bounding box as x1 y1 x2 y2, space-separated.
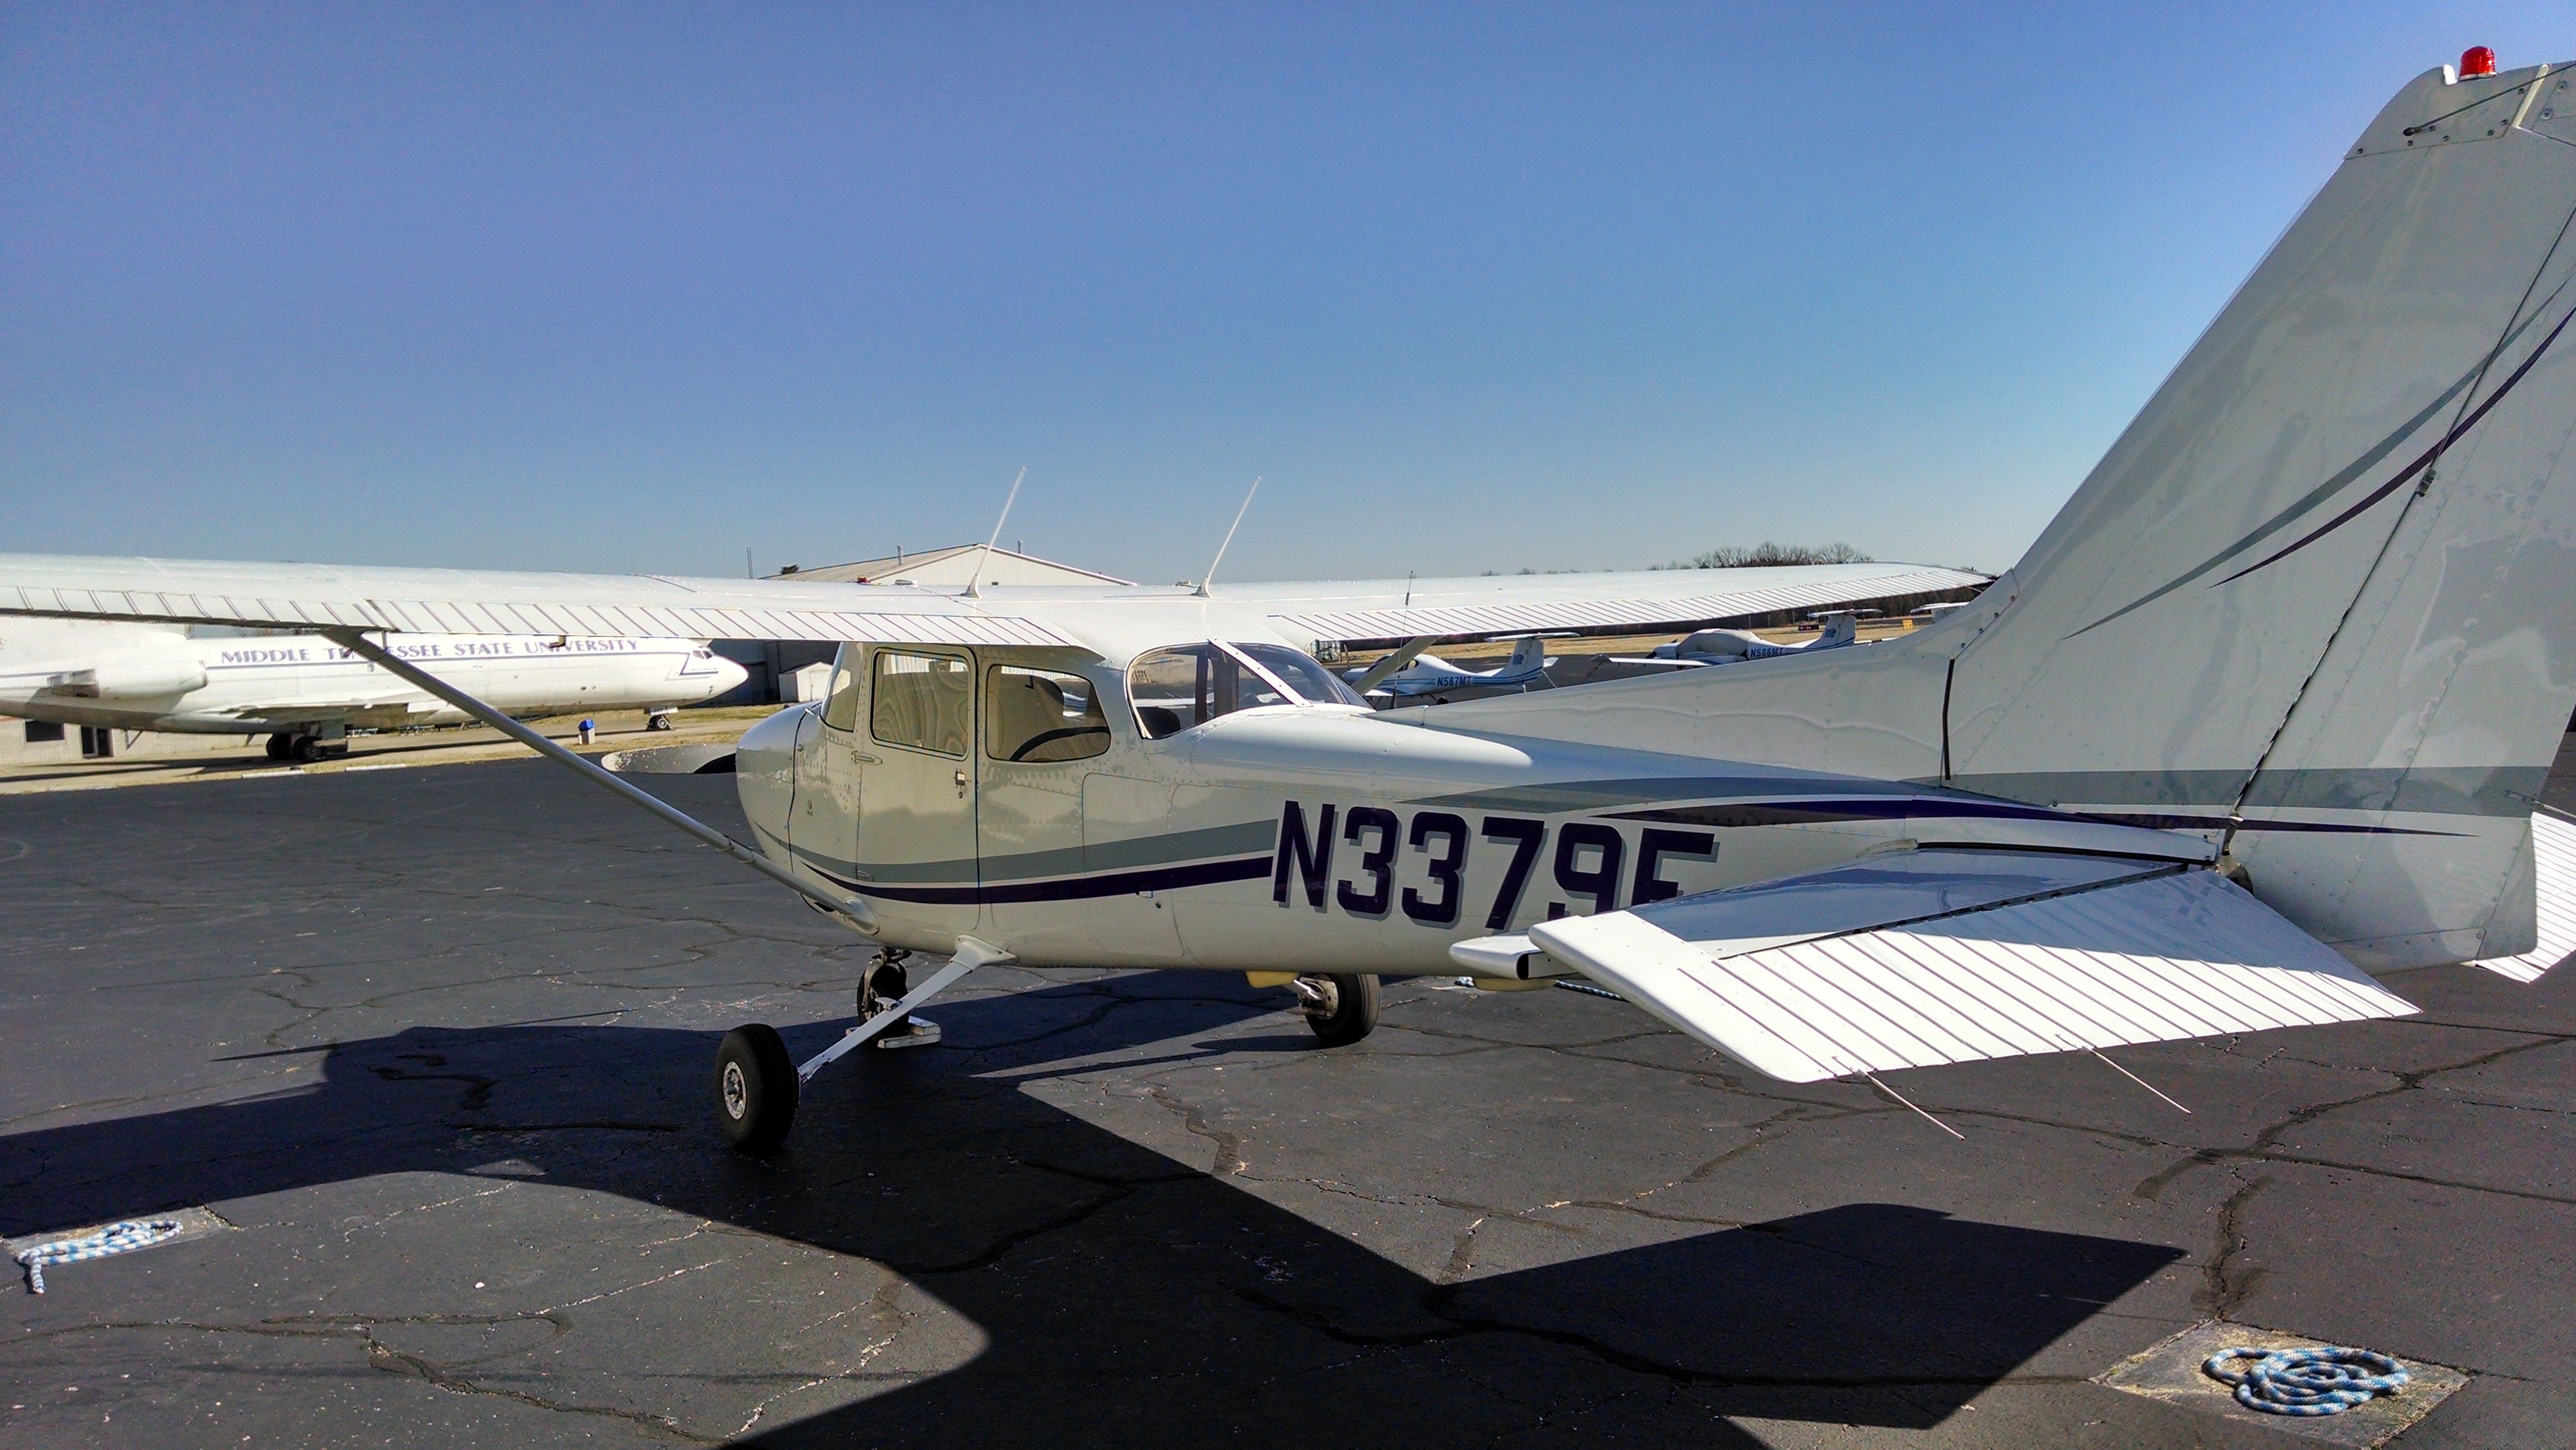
0 617 745 761
1 55 2569 1158
1345 633 1552 699
1623 609 1866 670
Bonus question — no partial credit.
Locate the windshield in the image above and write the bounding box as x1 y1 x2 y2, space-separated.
1128 642 1365 739
1234 643 1367 708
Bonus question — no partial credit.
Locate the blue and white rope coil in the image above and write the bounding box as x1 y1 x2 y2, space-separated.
2204 1345 2410 1416
15 1220 184 1294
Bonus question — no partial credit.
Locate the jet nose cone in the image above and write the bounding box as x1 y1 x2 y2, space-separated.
712 656 749 695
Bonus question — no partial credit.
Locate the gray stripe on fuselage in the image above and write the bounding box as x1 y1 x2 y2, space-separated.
1942 766 2546 819
1405 776 1941 814
1408 767 2544 821
791 818 1278 886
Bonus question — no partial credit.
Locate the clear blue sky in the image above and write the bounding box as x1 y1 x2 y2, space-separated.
7 4 2572 583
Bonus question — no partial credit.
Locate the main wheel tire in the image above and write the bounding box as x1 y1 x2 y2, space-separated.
1301 972 1380 1047
264 733 292 761
290 735 326 763
714 1024 798 1153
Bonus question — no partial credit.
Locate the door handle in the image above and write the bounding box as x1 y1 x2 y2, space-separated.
953 768 969 797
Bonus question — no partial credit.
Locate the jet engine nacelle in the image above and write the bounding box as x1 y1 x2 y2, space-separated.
39 653 209 699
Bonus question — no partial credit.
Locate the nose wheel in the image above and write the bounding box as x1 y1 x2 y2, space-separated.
1295 973 1380 1046
713 1024 797 1152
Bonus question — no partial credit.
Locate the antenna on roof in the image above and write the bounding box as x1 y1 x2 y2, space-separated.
1195 477 1260 599
964 468 1026 600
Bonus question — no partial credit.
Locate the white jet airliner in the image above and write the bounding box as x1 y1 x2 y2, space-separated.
0 55 2570 1156
0 617 744 761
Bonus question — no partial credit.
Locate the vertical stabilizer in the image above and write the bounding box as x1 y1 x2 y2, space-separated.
1938 60 2576 966
1431 60 2576 969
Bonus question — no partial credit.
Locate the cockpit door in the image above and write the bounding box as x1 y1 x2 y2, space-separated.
794 647 866 880
978 660 1184 963
852 647 982 940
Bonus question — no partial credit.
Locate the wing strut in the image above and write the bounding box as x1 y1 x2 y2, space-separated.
321 628 880 937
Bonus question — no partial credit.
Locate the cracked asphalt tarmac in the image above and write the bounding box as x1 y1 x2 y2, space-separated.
1 758 2570 1447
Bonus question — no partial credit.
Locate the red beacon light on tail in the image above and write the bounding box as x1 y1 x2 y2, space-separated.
2460 46 2497 79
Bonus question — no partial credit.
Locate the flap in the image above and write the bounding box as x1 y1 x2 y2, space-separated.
1528 854 2416 1083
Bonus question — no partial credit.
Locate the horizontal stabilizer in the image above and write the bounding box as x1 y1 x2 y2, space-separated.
2471 811 2576 983
1527 849 2415 1083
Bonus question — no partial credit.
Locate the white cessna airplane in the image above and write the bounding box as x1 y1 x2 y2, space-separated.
2 56 2572 1157
1627 608 1866 669
0 616 744 761
1345 633 1554 700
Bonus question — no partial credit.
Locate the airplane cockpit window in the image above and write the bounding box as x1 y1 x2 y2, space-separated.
1128 642 1366 740
820 648 863 733
986 665 1111 763
870 650 971 757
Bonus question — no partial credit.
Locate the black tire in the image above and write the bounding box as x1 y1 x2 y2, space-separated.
1302 973 1380 1047
290 735 326 763
264 733 292 761
714 1024 798 1153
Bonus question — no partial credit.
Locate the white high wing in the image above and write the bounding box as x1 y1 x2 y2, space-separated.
5 59 2574 1154
0 616 745 761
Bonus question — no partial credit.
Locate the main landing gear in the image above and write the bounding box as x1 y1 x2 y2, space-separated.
714 1024 798 1153
1293 973 1381 1047
264 730 347 763
713 945 980 1154
645 709 676 732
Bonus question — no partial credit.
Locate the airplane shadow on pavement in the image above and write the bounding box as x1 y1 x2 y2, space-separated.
0 977 2180 1446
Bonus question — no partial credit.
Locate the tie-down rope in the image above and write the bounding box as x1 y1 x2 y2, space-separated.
2203 1345 2410 1416
15 1220 184 1294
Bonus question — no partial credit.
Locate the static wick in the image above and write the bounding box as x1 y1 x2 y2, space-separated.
1859 1070 1965 1139
2089 1047 2193 1114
